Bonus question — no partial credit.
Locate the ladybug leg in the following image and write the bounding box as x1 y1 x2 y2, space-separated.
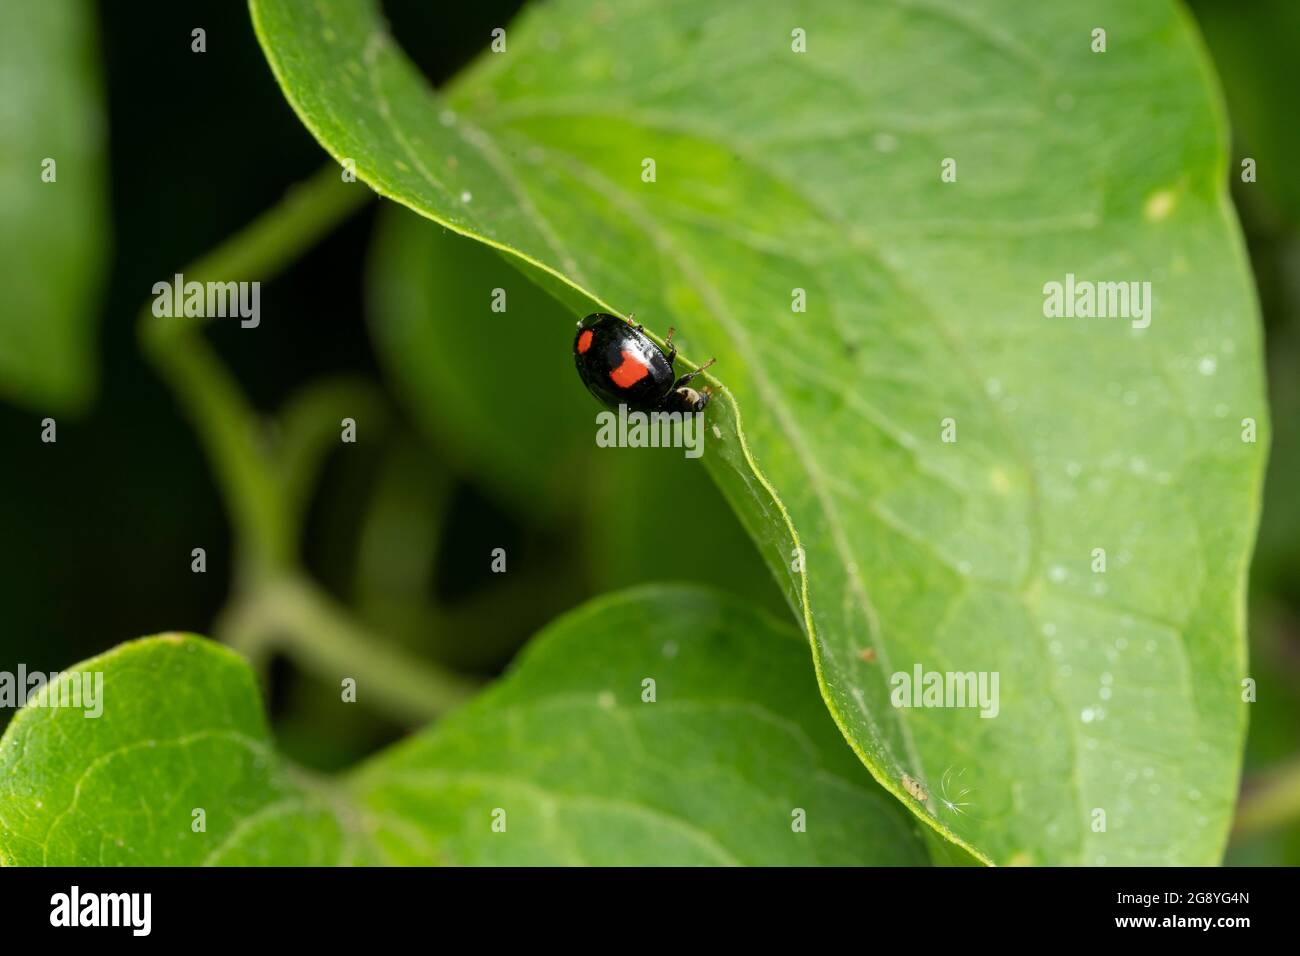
625 312 645 333
671 357 716 390
664 327 677 366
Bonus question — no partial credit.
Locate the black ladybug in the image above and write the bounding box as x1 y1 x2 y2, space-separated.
573 313 716 413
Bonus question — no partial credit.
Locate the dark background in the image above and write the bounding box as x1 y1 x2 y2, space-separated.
0 0 1295 864
0 0 526 669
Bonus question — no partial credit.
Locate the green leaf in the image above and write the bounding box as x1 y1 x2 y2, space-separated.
366 204 786 614
250 0 1269 864
0 0 108 411
0 586 929 865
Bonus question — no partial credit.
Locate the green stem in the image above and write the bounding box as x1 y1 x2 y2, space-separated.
1234 758 1300 841
138 166 371 575
139 166 480 720
276 376 391 541
253 576 483 724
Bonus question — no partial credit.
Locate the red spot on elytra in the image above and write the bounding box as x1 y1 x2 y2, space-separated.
577 329 594 354
609 350 650 388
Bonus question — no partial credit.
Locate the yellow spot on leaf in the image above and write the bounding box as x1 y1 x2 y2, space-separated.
1143 189 1176 222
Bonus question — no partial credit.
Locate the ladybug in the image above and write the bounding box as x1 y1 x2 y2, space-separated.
573 312 716 413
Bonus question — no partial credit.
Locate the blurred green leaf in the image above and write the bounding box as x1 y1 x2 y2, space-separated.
584 449 786 616
252 0 1268 864
1190 0 1300 229
0 0 108 411
0 586 929 865
366 209 591 521
347 437 590 673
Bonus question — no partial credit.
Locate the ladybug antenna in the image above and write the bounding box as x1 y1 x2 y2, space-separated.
665 326 676 347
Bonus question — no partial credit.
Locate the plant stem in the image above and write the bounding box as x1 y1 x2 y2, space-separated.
138 166 481 720
1234 757 1300 841
251 576 483 724
276 375 391 541
138 166 371 575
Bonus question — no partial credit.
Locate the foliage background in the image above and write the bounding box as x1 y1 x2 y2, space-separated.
0 0 1294 863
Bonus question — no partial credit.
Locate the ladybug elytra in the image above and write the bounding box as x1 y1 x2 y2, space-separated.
573 312 716 413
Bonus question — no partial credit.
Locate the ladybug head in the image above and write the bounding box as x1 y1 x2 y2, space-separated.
661 386 710 414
